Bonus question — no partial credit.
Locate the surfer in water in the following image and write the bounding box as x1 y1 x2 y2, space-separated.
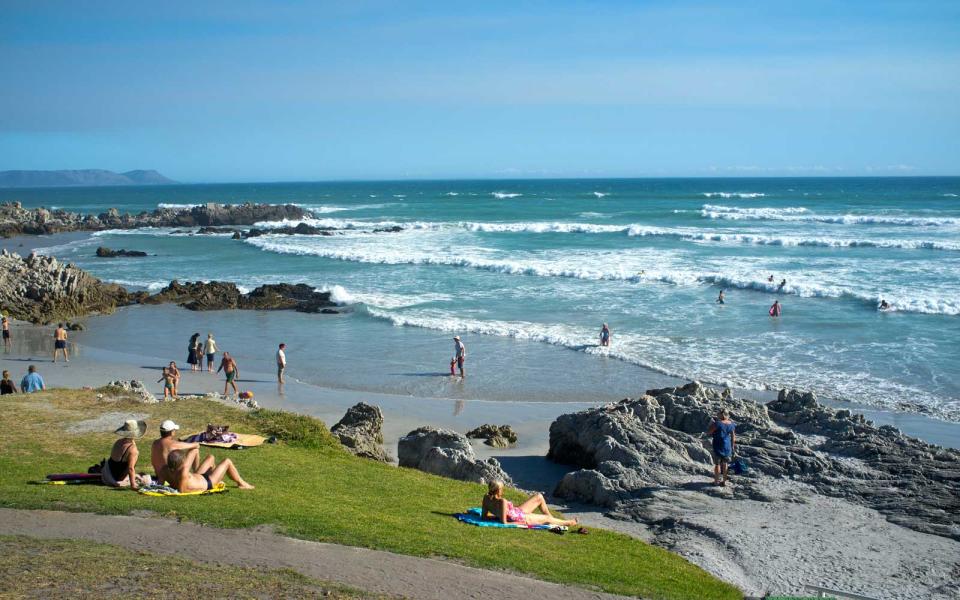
879 299 891 311
769 300 782 317
717 290 725 304
768 275 775 283
778 278 787 292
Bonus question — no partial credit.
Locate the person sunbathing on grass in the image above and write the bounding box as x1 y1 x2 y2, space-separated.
481 480 578 528
166 447 254 492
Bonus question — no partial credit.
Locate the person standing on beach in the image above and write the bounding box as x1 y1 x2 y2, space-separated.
276 343 287 384
20 365 44 393
2 316 11 352
453 336 466 378
769 300 782 317
187 333 201 372
53 323 69 363
218 352 240 397
599 323 611 347
707 409 736 487
204 333 218 372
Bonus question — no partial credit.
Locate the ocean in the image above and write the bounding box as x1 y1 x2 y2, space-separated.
4 177 959 422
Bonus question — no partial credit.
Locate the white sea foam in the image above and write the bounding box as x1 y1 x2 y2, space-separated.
578 212 608 218
942 193 958 197
592 192 609 198
702 192 767 199
157 203 201 209
491 192 522 199
445 192 459 196
701 204 960 226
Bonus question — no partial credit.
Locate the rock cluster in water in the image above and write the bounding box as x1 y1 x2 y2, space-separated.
466 424 519 448
142 281 339 313
398 426 512 485
549 382 960 541
95 246 148 258
0 250 133 324
0 201 308 237
331 403 391 462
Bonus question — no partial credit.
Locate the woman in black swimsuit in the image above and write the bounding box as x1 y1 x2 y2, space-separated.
187 333 201 371
103 420 149 490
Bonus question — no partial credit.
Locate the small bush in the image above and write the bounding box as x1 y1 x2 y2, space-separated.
251 409 341 451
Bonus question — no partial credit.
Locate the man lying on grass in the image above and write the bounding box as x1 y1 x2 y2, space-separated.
166 448 255 492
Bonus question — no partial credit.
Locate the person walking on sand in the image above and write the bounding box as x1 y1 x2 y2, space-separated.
453 336 466 378
167 361 181 394
599 323 611 347
769 300 782 317
276 343 287 383
2 316 11 352
707 409 737 487
218 352 240 396
157 367 177 400
53 323 69 363
204 333 218 372
20 365 44 393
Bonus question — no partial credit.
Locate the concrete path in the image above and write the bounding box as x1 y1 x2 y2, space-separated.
0 508 629 600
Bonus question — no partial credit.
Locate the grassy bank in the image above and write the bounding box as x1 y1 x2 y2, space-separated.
0 535 379 599
0 389 741 600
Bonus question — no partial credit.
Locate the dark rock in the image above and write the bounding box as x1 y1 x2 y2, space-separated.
141 281 338 313
237 222 336 239
466 424 518 448
398 426 512 484
373 226 404 233
96 246 148 258
331 403 390 462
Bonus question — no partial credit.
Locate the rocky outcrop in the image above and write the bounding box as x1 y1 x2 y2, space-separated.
331 403 390 462
398 427 512 485
0 201 307 237
101 380 158 404
466 424 518 448
549 382 960 541
0 250 137 324
141 281 338 313
95 247 148 258
234 223 336 239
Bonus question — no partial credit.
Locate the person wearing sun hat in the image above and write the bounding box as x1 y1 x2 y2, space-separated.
102 419 151 490
151 419 205 484
453 336 466 378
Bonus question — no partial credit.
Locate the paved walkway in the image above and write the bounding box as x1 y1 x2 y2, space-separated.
0 508 629 600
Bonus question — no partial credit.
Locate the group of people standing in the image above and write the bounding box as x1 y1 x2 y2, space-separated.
161 333 287 398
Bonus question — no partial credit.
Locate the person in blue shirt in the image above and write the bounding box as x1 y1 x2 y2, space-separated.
707 409 736 487
20 365 45 393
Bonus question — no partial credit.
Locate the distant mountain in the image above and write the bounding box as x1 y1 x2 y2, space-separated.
0 169 177 188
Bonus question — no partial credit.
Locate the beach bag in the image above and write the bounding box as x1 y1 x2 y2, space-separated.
730 458 749 475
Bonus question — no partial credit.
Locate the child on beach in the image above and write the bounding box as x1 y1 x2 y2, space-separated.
450 358 456 375
158 367 177 400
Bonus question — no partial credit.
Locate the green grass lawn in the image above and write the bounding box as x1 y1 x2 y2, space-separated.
0 535 382 599
0 389 742 600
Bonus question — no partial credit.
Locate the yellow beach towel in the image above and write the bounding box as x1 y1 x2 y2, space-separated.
181 433 267 449
139 482 227 496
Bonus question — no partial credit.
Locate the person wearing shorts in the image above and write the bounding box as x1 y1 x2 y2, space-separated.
453 336 466 378
276 343 287 384
2 317 11 351
707 409 737 487
204 333 218 372
217 352 240 397
53 324 69 363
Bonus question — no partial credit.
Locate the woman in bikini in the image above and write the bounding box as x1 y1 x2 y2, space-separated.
166 447 254 491
481 480 578 527
102 420 151 490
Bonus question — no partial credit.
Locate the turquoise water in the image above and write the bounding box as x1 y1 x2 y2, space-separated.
5 177 959 421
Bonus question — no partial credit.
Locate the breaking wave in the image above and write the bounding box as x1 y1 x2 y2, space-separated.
702 192 767 199
702 204 960 226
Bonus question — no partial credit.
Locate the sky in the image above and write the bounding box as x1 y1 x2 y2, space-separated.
1 1 959 182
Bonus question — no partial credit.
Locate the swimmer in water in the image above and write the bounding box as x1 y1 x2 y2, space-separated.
717 290 725 304
600 323 611 347
879 299 891 311
778 278 787 292
768 275 775 283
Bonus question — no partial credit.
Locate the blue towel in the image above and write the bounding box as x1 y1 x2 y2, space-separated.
455 507 552 530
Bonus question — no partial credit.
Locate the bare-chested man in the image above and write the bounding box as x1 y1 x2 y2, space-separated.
53 323 69 363
166 448 254 492
217 352 240 396
151 420 205 484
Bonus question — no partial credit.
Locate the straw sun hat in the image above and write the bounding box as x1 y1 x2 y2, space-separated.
115 419 147 438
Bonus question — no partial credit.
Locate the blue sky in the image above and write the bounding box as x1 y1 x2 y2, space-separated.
1 1 958 181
